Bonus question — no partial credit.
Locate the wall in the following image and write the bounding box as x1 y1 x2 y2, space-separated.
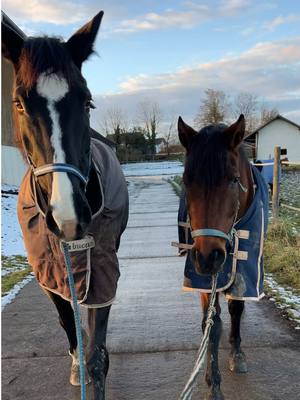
256 119 300 162
1 58 15 146
2 146 27 187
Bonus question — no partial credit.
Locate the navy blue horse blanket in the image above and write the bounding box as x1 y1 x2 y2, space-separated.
178 166 269 301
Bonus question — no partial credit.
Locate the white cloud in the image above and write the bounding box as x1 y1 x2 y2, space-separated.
107 0 250 35
284 109 300 120
2 0 93 25
264 14 300 32
2 0 249 30
111 9 210 35
116 37 300 94
91 37 300 128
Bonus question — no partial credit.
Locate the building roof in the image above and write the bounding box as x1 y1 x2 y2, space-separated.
251 114 300 135
2 11 26 39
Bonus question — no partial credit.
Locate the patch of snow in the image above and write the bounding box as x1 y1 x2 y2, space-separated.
122 161 183 177
1 273 34 310
1 264 27 276
265 273 300 328
2 183 19 193
1 187 26 256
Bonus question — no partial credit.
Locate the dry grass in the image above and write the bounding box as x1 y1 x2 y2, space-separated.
264 218 300 294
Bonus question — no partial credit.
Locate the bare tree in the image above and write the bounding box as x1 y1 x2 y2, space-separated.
233 92 258 134
100 106 127 144
260 106 279 125
162 117 177 156
138 101 162 155
194 89 230 128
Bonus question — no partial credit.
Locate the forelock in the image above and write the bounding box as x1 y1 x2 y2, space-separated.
16 37 80 90
183 124 230 189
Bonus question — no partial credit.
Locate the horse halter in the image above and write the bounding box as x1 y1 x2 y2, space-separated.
32 163 89 186
27 154 90 188
190 177 248 245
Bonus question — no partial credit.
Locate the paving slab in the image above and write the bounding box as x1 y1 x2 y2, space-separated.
2 177 299 400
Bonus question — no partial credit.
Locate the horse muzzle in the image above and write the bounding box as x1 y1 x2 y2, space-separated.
46 206 91 241
191 248 226 275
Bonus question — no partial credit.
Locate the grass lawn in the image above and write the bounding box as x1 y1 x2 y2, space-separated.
1 255 31 296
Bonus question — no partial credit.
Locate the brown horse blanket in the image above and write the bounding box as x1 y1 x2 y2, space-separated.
17 138 129 308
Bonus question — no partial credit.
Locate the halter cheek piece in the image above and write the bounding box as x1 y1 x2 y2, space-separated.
190 177 248 245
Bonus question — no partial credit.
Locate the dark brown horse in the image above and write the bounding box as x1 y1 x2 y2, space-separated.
178 115 268 400
2 11 128 400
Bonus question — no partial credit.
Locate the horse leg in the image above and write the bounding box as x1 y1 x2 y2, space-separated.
43 289 90 385
201 293 224 400
228 299 247 373
87 306 111 400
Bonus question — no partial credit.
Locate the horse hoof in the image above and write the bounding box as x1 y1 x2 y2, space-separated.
69 329 91 386
204 386 225 400
229 351 248 373
70 363 91 386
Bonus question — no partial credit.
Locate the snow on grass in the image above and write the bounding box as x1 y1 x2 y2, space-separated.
1 273 34 311
122 160 183 177
265 273 300 329
1 187 26 256
2 185 30 308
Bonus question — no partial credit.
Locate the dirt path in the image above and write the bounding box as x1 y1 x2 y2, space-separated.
2 177 300 400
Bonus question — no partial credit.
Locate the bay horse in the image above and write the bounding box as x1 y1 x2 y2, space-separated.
177 115 268 399
2 11 129 400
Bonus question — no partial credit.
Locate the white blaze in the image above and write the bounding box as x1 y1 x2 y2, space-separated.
36 73 77 231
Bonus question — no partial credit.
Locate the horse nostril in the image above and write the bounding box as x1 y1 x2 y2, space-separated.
191 248 226 275
210 249 226 270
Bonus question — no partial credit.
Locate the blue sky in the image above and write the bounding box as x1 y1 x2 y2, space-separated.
2 0 300 132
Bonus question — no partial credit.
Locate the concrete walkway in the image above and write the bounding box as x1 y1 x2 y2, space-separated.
2 177 300 400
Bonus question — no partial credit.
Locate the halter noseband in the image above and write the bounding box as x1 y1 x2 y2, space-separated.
27 151 91 188
33 163 88 186
191 228 236 243
190 177 248 245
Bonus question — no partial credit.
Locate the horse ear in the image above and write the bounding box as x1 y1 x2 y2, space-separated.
225 114 245 149
66 11 104 69
178 116 197 150
2 16 25 68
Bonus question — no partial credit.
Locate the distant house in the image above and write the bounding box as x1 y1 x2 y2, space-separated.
155 138 166 153
247 115 300 162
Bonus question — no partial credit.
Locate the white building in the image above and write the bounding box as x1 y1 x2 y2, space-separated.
252 115 300 162
155 138 166 154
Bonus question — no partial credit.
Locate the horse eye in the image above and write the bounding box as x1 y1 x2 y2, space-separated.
13 100 24 112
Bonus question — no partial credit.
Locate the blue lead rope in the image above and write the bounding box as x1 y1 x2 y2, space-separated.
61 241 86 400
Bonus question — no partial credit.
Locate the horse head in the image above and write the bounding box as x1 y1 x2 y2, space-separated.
2 12 104 241
178 114 252 275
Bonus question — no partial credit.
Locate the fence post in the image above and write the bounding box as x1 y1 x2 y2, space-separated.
272 146 281 218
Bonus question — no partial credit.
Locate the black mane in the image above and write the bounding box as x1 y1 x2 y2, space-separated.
17 37 79 89
184 123 230 189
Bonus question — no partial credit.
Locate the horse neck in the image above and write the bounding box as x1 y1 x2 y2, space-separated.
237 148 254 220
